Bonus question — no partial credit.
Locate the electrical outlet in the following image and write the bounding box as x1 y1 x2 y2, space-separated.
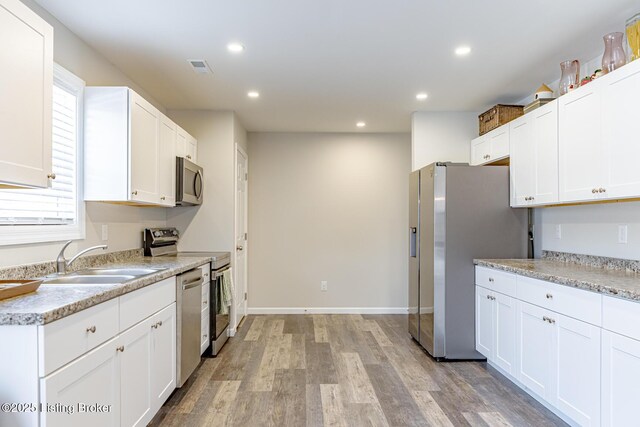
618 225 628 244
101 224 108 241
555 224 562 239
320 281 328 292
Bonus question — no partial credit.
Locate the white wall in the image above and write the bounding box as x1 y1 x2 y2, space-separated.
166 111 244 253
538 202 640 261
247 132 410 312
411 112 477 171
0 0 168 267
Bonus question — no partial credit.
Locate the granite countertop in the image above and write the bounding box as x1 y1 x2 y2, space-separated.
474 258 640 302
0 255 212 326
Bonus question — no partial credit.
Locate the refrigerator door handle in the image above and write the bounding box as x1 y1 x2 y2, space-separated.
410 227 417 257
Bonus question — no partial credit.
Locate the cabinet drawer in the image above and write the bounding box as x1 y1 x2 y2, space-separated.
120 277 176 331
38 298 119 376
603 295 640 341
200 263 211 283
517 276 602 325
202 282 210 314
201 311 210 355
475 266 517 297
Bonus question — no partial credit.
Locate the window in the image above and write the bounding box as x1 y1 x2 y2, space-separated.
0 64 85 245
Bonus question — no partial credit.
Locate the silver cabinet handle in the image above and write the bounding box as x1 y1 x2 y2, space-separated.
546 293 553 299
237 245 243 251
47 173 56 179
592 188 597 194
86 326 96 333
152 323 158 329
542 316 556 324
132 190 138 196
599 188 606 193
161 196 166 201
203 300 208 305
157 320 162 327
186 155 192 159
486 295 491 300
488 277 494 282
116 345 125 352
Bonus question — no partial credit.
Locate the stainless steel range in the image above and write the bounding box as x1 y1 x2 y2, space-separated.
143 228 231 358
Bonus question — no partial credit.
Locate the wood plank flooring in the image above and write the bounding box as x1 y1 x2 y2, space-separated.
149 314 567 427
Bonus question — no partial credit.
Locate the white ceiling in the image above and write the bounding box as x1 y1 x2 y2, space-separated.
35 0 638 132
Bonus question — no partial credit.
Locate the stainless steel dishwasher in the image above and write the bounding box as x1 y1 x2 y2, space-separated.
176 268 203 387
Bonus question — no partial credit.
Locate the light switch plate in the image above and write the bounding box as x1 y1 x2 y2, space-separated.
555 224 562 239
101 224 108 241
618 225 628 244
320 281 327 292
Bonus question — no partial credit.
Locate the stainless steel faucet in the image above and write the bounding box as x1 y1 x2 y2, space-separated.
56 240 108 274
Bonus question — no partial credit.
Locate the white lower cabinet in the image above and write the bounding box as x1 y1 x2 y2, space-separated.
40 337 121 427
119 317 153 427
601 330 640 427
151 304 177 412
477 267 606 426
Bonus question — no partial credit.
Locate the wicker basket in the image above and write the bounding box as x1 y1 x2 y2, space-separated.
478 104 524 135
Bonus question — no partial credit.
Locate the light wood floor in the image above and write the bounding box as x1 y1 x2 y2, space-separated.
150 315 567 427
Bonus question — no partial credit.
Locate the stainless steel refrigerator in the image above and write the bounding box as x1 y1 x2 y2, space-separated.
409 163 528 360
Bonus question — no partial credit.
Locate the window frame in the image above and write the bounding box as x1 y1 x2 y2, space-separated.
0 64 86 246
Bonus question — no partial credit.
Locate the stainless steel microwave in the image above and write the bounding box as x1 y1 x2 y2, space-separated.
176 157 203 206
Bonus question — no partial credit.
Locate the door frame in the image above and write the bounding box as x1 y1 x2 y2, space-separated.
233 143 248 333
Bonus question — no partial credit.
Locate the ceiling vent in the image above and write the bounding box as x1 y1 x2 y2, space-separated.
188 59 212 74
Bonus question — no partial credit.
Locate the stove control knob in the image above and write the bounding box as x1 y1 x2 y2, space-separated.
154 231 161 237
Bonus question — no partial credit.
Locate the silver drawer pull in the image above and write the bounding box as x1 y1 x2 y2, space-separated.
542 316 556 324
203 300 208 305
488 277 494 282
47 173 56 180
116 345 125 352
486 295 491 300
546 293 553 299
86 326 96 333
157 320 162 327
152 320 163 329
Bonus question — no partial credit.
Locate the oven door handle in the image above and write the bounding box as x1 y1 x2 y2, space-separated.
213 266 231 279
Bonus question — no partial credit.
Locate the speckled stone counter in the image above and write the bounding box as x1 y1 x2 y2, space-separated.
0 253 212 326
474 254 640 302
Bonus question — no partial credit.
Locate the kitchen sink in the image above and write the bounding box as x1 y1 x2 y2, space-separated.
73 267 162 277
43 275 135 285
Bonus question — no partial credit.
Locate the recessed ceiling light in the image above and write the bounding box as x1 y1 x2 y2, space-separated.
356 121 366 128
455 46 471 56
416 92 428 100
247 91 260 98
227 42 245 53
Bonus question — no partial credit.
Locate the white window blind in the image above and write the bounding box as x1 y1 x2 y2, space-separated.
0 84 78 225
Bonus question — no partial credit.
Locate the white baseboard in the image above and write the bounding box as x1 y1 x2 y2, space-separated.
420 306 434 314
247 307 408 315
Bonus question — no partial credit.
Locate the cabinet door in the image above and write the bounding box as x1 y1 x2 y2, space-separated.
494 293 517 375
532 100 559 205
120 317 153 427
187 134 197 163
0 0 53 188
601 60 640 199
554 314 601 427
129 90 160 204
488 126 509 162
602 330 640 427
176 126 188 158
470 136 490 166
516 301 555 400
558 82 604 202
40 337 120 427
151 303 176 413
509 115 535 206
158 115 176 206
475 286 494 358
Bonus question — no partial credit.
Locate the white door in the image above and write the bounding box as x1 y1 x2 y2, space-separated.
558 82 604 202
470 136 490 165
554 314 601 427
601 59 640 199
475 286 494 358
0 0 53 188
158 115 176 206
150 303 176 413
129 90 160 204
235 146 248 328
532 100 559 205
602 330 640 427
516 301 556 400
509 115 535 206
494 292 517 375
119 317 153 427
40 337 120 427
488 126 510 161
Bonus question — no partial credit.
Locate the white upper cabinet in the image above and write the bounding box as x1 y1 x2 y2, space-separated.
85 87 182 207
158 114 177 206
0 0 53 188
558 80 604 203
600 59 640 199
510 100 559 207
470 126 509 166
176 126 198 163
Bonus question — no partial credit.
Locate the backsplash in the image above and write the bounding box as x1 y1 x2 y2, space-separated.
0 248 143 280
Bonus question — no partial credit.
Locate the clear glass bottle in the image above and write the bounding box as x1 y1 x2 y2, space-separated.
602 32 627 74
559 60 580 95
